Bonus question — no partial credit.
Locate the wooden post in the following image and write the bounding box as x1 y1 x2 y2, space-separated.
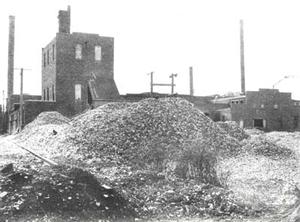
150 72 153 94
169 73 177 94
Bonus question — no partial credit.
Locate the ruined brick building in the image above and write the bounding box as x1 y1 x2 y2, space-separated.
42 6 119 116
7 6 120 132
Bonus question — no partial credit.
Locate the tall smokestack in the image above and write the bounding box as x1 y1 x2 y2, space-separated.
7 15 15 107
240 19 245 95
58 6 71 34
189 66 194 96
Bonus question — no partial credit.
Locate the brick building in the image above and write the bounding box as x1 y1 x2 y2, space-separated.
6 6 120 133
8 95 55 133
216 88 300 131
42 6 120 116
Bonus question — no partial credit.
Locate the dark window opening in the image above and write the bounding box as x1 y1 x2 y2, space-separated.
254 119 264 128
46 88 49 101
52 85 55 101
43 53 46 67
47 50 50 65
43 89 46 100
294 116 299 129
52 44 55 61
87 86 93 107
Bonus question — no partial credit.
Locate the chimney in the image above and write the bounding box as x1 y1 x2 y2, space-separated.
7 15 15 107
189 66 194 96
58 6 71 34
240 19 246 95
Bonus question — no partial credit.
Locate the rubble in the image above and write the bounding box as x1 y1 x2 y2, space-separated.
24 111 70 129
217 121 249 141
241 135 295 160
7 97 300 221
217 133 300 214
264 132 300 154
0 164 136 221
10 97 254 219
244 128 264 136
65 97 242 163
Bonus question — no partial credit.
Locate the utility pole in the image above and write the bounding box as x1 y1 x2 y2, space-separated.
148 72 178 95
2 90 4 113
149 72 154 94
15 68 31 130
169 73 177 94
19 68 23 130
189 67 194 96
2 90 4 134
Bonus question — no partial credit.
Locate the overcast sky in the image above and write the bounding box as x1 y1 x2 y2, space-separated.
0 0 300 107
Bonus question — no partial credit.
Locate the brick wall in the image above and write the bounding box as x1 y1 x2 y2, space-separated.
42 38 57 102
24 101 56 125
42 32 115 117
231 89 300 131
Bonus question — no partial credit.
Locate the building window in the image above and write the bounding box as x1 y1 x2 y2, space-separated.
52 44 55 61
253 119 266 128
46 88 49 101
239 120 244 128
274 104 279 109
75 84 82 100
43 89 46 100
47 49 50 65
49 87 52 101
52 85 55 101
294 116 299 129
43 53 46 67
254 119 263 128
95 46 101 61
75 44 82 59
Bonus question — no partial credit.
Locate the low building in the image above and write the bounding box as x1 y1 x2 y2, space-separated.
215 88 300 131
